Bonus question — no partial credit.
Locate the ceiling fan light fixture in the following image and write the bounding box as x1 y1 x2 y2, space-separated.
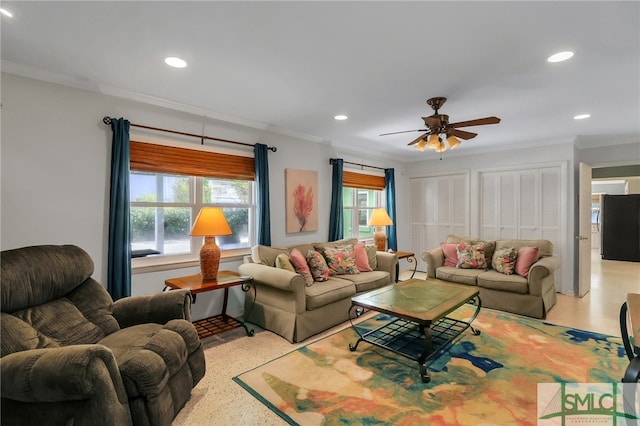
414 139 428 151
446 134 461 149
435 138 447 153
426 134 440 149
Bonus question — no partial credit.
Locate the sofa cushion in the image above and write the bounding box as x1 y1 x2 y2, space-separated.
319 245 360 275
435 266 482 286
445 235 495 263
338 270 390 293
496 239 553 258
289 248 314 286
314 238 359 250
456 243 488 269
441 243 460 267
492 247 517 275
251 245 290 267
354 242 373 272
99 322 189 397
306 250 330 281
305 278 356 310
275 253 296 272
366 245 378 270
515 246 540 277
477 270 529 294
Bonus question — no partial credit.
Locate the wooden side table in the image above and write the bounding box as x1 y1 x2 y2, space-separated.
164 271 255 339
393 251 418 282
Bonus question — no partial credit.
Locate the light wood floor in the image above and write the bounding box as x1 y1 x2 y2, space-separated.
542 249 639 337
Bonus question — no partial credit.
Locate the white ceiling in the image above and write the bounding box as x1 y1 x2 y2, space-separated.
2 1 639 162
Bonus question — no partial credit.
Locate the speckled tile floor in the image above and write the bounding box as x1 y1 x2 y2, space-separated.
172 251 639 425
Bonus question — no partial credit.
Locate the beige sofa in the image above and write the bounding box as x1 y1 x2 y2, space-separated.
422 235 561 319
238 238 397 343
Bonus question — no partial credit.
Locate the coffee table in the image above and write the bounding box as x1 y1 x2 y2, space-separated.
349 278 481 383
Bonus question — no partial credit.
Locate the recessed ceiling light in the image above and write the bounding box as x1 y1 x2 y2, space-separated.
547 51 574 63
574 114 591 120
334 115 348 121
164 57 187 68
0 7 13 18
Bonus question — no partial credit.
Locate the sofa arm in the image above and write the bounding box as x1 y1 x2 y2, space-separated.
375 251 398 283
238 262 307 292
527 255 562 296
1 345 127 403
422 247 444 278
112 289 192 328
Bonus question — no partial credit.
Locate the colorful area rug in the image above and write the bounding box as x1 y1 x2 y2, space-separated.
233 307 629 425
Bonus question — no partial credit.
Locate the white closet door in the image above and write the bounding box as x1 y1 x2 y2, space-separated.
498 172 518 239
451 175 467 237
409 174 469 269
480 172 498 240
519 171 539 240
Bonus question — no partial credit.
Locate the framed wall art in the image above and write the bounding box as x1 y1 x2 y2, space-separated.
285 168 318 233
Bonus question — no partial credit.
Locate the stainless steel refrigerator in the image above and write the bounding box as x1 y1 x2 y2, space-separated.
600 194 640 261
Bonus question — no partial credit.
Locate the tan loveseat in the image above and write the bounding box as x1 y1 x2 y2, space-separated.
422 235 561 319
238 238 397 343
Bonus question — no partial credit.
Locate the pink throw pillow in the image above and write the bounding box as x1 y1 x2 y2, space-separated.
289 248 314 286
515 246 540 277
441 243 459 267
354 242 373 272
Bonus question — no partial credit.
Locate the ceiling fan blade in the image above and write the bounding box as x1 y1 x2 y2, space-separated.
407 133 428 146
448 128 477 140
422 116 440 127
380 129 428 136
449 116 501 128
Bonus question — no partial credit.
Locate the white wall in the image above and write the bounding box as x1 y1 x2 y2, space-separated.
1 73 405 319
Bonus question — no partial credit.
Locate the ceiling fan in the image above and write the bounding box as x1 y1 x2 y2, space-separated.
380 97 501 152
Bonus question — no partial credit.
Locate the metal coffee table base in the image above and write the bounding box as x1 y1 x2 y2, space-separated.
349 296 481 383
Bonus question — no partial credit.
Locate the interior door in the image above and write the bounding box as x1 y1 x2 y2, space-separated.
577 162 592 297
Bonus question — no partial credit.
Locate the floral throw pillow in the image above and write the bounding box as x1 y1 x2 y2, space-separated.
456 243 487 269
306 250 330 281
320 245 360 275
492 247 517 275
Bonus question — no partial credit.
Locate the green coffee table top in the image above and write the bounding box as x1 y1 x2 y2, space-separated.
351 278 479 323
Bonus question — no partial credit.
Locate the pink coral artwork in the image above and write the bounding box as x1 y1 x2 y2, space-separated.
285 168 318 233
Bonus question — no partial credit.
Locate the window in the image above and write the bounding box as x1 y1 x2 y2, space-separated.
130 172 254 258
341 170 387 240
128 140 256 263
342 187 384 239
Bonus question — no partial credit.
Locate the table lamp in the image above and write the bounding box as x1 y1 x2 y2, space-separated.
368 208 393 251
189 207 232 281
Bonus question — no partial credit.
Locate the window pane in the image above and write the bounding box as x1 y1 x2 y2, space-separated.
357 190 369 207
343 209 353 237
342 188 354 207
130 206 192 255
218 207 250 250
130 172 191 203
204 178 250 204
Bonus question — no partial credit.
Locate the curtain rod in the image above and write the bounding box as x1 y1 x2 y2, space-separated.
329 158 386 171
102 116 277 152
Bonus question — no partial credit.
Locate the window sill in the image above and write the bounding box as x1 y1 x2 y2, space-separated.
132 249 251 275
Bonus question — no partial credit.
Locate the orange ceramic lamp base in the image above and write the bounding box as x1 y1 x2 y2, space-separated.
199 236 221 281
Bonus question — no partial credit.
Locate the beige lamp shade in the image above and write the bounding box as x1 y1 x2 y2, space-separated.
368 208 393 251
426 134 440 149
190 208 232 281
446 134 461 150
415 138 428 152
189 208 232 237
